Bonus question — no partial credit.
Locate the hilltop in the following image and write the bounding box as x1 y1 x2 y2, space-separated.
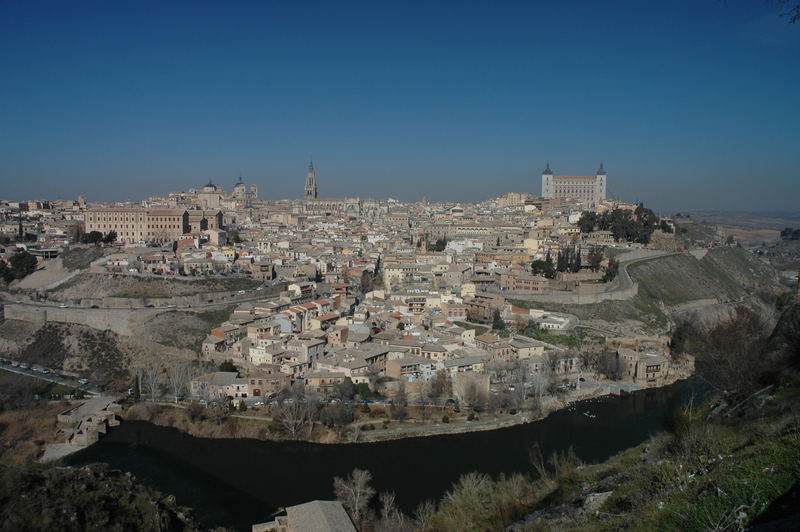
511 246 788 337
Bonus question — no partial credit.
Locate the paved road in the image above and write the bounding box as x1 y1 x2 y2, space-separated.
0 363 100 395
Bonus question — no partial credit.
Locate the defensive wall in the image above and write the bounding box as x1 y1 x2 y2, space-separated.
491 249 670 305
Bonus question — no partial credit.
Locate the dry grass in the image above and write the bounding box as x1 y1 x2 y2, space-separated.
0 403 65 466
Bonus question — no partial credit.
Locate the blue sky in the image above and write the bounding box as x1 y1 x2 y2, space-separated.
1 0 798 211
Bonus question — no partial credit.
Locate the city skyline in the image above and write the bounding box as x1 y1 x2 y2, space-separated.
1 0 799 211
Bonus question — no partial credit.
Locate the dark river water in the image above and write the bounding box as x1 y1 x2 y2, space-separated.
66 380 703 530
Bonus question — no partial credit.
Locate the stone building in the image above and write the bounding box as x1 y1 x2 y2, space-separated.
85 207 223 244
541 162 607 205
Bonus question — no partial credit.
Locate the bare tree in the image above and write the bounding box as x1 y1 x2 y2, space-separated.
144 363 162 401
305 396 321 436
430 368 452 403
530 364 552 404
375 491 412 532
135 367 145 400
413 500 437 531
416 378 430 404
463 380 487 412
395 379 408 407
416 379 431 422
510 361 527 408
333 468 376 529
276 399 310 439
167 362 189 403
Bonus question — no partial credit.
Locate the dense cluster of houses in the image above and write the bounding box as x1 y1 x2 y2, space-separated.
3 181 681 403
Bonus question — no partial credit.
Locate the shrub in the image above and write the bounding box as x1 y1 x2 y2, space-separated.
442 415 450 423
467 413 476 421
186 402 206 421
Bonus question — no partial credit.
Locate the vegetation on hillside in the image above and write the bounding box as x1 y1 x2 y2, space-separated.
60 246 106 271
8 323 131 391
631 247 782 307
0 249 38 284
578 204 670 244
0 464 201 531
79 230 117 244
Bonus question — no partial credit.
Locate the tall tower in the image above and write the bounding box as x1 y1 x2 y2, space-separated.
541 161 553 198
595 162 607 203
304 159 318 200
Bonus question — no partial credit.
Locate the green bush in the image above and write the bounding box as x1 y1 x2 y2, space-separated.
442 415 450 423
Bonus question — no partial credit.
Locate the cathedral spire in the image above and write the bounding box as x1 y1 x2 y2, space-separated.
304 158 318 200
597 161 606 175
544 161 552 175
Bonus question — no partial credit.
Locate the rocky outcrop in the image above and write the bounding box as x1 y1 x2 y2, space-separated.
763 302 800 382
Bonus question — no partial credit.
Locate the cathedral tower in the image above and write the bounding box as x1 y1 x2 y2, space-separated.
304 159 318 200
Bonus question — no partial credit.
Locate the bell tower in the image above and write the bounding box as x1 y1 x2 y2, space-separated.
304 159 318 200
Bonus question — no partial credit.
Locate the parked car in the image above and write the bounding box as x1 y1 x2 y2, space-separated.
78 378 89 385
58 303 68 309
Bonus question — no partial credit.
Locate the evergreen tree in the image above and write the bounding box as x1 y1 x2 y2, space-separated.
556 250 566 273
81 231 104 244
571 246 582 273
544 251 556 279
603 257 619 282
492 309 505 330
588 247 604 272
8 249 37 280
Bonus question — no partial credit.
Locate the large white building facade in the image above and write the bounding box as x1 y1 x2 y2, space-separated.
541 162 607 204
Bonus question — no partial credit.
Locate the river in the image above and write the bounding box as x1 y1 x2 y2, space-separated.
66 379 703 530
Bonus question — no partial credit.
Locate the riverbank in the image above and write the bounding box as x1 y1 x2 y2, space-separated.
119 373 692 445
66 379 702 530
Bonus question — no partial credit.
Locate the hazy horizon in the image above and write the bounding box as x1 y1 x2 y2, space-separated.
1 1 798 211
